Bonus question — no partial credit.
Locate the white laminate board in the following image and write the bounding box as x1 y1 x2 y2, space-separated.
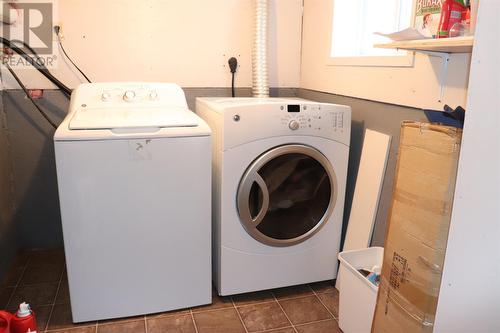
336 129 390 290
343 129 391 252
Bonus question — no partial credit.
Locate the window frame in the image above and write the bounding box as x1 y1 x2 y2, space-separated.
327 0 417 68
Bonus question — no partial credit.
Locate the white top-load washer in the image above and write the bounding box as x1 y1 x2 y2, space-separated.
196 97 351 296
54 83 212 322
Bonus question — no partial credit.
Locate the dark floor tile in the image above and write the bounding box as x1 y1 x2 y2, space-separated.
0 287 14 309
147 314 196 333
279 296 332 325
237 302 290 332
97 320 145 333
11 251 32 268
97 314 145 326
193 308 245 333
296 319 342 333
7 282 58 310
19 249 65 286
191 289 232 312
317 290 339 318
20 263 64 285
1 251 32 287
34 304 53 331
232 290 275 306
47 303 96 330
309 280 336 294
29 249 65 265
147 308 190 319
56 279 70 304
62 267 68 280
263 328 295 333
2 266 25 287
47 327 96 333
272 284 314 300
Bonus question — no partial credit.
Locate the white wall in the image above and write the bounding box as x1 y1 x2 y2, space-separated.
300 0 470 110
434 1 500 331
1 0 302 89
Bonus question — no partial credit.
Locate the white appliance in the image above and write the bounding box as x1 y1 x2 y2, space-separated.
196 97 351 296
54 83 212 322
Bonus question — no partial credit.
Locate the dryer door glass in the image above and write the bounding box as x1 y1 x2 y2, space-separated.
237 145 338 247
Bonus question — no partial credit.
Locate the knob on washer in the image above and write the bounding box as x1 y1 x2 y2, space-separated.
123 90 136 102
149 90 158 100
101 92 112 102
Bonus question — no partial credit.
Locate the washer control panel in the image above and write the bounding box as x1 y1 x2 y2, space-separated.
100 88 160 104
69 83 188 110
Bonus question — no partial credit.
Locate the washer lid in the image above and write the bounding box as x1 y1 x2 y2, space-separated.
69 106 199 130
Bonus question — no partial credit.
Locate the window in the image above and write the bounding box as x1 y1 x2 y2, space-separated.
329 0 415 66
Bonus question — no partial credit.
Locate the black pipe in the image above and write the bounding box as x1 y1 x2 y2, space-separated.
0 37 72 97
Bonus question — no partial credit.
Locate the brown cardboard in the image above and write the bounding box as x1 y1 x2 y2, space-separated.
372 122 462 333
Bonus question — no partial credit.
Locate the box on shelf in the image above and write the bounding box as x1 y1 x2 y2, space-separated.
372 122 462 333
414 0 443 37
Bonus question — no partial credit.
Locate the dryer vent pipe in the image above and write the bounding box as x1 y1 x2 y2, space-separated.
252 0 269 98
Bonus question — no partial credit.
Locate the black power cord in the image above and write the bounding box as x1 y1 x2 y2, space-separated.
4 62 57 129
0 37 72 96
228 57 238 98
54 26 91 83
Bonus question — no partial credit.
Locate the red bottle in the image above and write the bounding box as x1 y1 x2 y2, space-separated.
0 310 13 333
438 0 466 38
12 303 37 333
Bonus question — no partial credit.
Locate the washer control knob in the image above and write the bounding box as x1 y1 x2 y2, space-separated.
149 90 158 100
123 90 136 102
289 120 300 131
101 92 112 102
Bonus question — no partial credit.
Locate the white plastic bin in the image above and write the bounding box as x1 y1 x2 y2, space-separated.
337 247 384 333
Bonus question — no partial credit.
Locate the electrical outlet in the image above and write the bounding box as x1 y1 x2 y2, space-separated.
53 23 64 41
222 53 242 70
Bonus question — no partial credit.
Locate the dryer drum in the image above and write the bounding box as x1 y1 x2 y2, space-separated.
237 144 338 247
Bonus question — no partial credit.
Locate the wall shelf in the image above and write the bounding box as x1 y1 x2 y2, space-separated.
374 36 474 104
374 36 474 54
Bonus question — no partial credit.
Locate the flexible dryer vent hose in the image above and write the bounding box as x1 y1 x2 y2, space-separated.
252 0 270 98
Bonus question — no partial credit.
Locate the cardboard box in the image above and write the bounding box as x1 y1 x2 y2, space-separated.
414 1 443 38
372 122 462 333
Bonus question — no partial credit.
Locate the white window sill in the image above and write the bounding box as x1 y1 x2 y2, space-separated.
327 53 415 67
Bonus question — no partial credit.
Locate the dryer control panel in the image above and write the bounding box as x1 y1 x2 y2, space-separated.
198 98 352 149
278 103 348 135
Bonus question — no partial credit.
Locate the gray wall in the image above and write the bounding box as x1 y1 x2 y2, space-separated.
2 90 67 249
297 89 427 246
2 86 426 255
1 88 299 249
0 95 18 280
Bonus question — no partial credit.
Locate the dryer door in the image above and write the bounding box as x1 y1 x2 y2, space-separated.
237 144 338 247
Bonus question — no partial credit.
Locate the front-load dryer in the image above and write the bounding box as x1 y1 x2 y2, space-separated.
196 97 351 296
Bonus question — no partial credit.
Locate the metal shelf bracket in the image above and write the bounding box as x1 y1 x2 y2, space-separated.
398 48 452 104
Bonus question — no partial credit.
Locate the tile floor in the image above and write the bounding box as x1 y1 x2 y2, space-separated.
0 249 342 333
